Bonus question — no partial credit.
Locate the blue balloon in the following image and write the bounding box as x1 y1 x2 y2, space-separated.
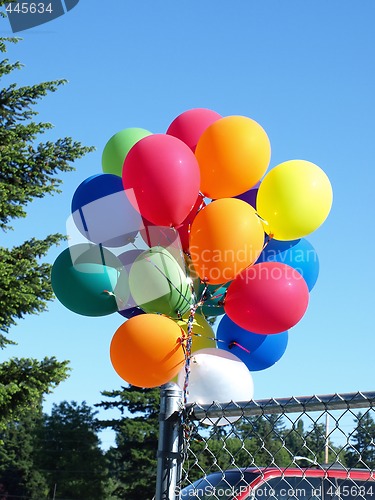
216 315 288 371
71 174 141 247
256 238 319 291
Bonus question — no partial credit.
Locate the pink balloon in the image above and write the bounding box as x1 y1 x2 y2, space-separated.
166 108 222 152
224 262 309 334
122 134 201 227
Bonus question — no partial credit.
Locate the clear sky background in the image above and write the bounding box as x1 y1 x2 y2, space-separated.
2 1 375 448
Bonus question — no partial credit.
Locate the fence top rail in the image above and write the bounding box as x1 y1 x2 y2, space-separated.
185 391 375 421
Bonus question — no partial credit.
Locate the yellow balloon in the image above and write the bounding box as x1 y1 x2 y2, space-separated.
256 160 333 241
177 313 216 353
195 115 271 199
170 313 215 383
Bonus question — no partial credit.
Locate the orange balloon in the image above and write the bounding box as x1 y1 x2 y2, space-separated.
189 198 265 284
110 314 185 388
195 115 271 199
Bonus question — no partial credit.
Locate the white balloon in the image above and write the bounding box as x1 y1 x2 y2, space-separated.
177 348 254 425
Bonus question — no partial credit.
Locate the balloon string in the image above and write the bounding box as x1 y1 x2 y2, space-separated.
180 331 248 353
208 292 225 303
178 316 218 344
255 211 271 230
182 305 198 406
197 282 208 306
228 341 251 354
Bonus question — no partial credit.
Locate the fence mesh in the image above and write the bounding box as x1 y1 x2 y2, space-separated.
178 392 375 500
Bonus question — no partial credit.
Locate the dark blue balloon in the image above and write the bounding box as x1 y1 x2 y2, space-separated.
71 174 123 210
118 306 145 319
234 182 259 209
256 238 319 291
71 174 140 247
216 315 288 371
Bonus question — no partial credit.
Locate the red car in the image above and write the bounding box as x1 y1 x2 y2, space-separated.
180 467 375 500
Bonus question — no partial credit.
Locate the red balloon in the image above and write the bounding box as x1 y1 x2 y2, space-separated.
140 194 205 253
176 194 205 252
166 108 222 152
123 134 200 227
224 262 309 334
140 218 179 248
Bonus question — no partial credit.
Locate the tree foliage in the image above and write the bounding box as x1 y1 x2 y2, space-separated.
0 36 94 344
1 389 375 499
0 357 69 428
0 404 48 499
346 411 375 468
0 401 116 499
97 386 161 500
37 401 113 500
0 33 94 426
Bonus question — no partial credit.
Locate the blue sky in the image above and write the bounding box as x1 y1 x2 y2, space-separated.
2 1 375 447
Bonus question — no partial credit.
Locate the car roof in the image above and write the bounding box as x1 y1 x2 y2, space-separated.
231 466 374 480
182 467 375 500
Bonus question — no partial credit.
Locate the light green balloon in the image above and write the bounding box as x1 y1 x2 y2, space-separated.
102 127 152 177
51 244 129 317
129 246 193 318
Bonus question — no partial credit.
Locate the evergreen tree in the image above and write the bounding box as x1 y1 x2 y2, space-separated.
233 414 290 466
0 26 94 426
0 357 69 431
97 385 161 500
282 418 306 459
36 401 113 500
0 404 48 499
346 411 375 468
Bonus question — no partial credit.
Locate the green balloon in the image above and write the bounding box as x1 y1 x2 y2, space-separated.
102 127 152 177
129 246 192 318
51 244 129 317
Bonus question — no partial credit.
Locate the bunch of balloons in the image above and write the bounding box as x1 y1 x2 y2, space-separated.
51 108 332 415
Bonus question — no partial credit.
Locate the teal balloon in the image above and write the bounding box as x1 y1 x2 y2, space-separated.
102 127 152 177
51 244 129 317
197 282 229 317
129 246 192 318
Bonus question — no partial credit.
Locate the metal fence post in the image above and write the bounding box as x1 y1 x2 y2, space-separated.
155 382 184 500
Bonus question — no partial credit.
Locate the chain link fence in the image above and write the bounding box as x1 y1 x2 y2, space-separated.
155 389 375 500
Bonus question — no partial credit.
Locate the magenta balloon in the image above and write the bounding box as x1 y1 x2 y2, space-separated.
122 134 201 227
166 108 222 152
224 262 309 334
